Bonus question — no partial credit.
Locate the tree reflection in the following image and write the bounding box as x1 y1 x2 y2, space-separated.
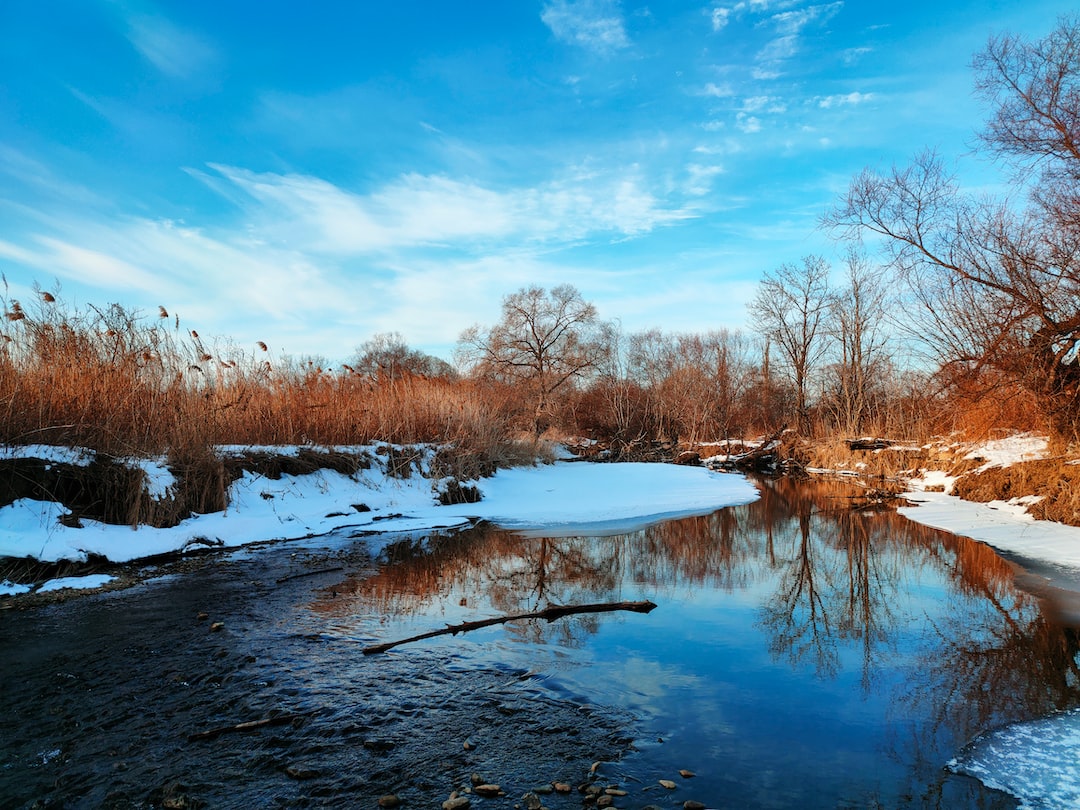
309 474 1080 744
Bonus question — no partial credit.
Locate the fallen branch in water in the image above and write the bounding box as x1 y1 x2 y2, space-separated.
362 600 658 655
188 713 302 742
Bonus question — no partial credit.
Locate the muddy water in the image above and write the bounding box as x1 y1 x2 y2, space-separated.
2 477 1078 808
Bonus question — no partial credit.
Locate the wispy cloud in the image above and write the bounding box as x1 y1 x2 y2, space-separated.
685 163 726 196
841 46 872 65
205 163 694 251
123 14 217 79
736 112 761 133
770 2 843 36
541 0 630 53
710 6 735 31
817 91 875 108
698 82 736 98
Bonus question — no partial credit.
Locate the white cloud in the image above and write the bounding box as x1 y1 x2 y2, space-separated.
742 95 786 113
541 0 630 53
124 14 216 79
818 91 875 108
752 67 782 80
842 46 872 65
757 35 798 63
685 164 726 196
770 2 842 36
736 113 761 133
711 7 731 31
206 164 694 251
699 82 735 98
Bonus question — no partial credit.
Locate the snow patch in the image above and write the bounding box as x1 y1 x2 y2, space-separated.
0 457 760 565
965 433 1048 470
948 709 1080 809
37 573 116 593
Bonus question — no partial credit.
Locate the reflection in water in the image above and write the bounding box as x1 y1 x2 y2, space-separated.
312 477 1080 807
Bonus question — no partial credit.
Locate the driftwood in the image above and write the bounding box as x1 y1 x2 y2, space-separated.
847 438 895 451
362 600 658 655
708 427 791 473
188 713 302 742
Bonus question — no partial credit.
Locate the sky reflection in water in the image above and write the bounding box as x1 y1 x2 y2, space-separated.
314 477 1080 808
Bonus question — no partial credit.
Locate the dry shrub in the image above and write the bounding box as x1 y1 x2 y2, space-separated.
952 459 1080 526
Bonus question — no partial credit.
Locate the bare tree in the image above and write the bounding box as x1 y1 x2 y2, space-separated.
826 249 892 435
350 331 455 380
748 256 832 435
457 285 604 435
826 16 1080 441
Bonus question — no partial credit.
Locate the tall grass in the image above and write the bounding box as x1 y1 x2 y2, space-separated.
0 292 513 469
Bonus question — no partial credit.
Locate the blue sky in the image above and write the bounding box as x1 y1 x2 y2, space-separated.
0 1 1073 362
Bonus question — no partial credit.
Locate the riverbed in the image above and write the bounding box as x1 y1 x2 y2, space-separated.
2 477 1076 808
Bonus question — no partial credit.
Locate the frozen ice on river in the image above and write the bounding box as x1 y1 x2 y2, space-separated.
948 708 1080 809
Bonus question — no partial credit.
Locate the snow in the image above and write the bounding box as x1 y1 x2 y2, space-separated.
965 433 1049 470
0 451 760 567
37 574 116 593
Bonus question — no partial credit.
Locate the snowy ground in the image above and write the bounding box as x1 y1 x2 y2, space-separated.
0 445 760 593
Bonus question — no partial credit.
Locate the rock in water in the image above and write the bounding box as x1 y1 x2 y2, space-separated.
378 795 401 808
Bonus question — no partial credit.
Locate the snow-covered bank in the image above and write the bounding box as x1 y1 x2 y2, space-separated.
900 432 1080 582
895 433 1080 810
0 449 759 581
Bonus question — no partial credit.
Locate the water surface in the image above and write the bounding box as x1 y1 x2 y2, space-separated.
2 477 1077 808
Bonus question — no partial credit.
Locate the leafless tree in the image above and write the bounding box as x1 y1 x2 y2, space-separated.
748 256 832 435
826 16 1080 441
350 331 455 380
457 285 604 435
825 248 892 435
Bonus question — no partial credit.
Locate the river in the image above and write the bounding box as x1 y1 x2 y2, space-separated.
2 476 1076 808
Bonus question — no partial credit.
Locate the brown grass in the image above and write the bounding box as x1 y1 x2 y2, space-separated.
0 292 514 460
952 459 1080 526
0 292 534 525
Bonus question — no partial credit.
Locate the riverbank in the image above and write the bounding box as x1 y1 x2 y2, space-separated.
0 443 760 599
6 431 1080 603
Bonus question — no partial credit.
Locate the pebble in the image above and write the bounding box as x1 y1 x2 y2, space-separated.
522 792 543 810
532 785 553 795
463 739 476 751
284 765 317 780
659 780 677 790
470 774 485 786
209 621 224 632
552 783 572 794
604 788 628 797
442 796 470 810
683 801 706 810
473 784 502 797
377 795 401 808
679 770 696 779
596 796 614 808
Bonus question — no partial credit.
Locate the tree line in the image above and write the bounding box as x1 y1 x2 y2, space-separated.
454 15 1080 449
